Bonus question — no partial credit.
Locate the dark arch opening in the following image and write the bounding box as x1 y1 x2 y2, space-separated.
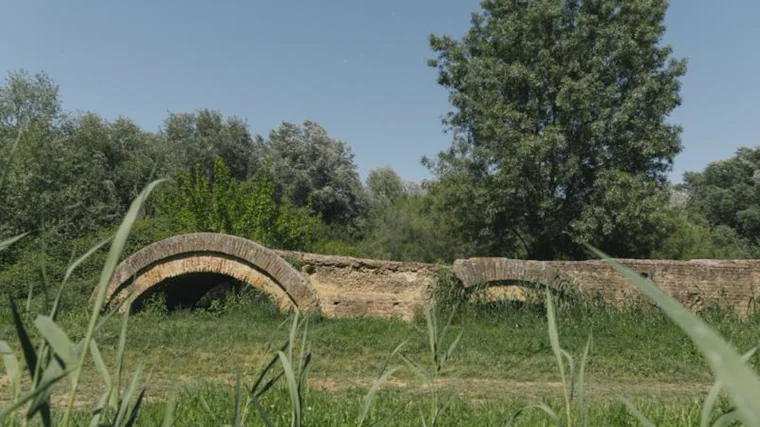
130 272 274 313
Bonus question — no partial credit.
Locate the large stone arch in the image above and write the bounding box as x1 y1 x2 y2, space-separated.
103 233 320 312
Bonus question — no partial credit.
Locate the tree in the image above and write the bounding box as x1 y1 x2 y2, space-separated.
426 0 686 259
261 120 367 228
361 187 464 263
366 167 406 213
0 70 62 135
682 146 760 249
161 109 257 180
155 157 322 251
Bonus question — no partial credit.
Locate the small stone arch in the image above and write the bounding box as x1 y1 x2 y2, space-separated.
451 257 577 303
103 233 319 312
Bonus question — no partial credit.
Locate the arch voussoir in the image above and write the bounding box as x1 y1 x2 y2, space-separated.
103 233 319 312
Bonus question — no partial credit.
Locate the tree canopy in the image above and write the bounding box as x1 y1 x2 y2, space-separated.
425 0 687 259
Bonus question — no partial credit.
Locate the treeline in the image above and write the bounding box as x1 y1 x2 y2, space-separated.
2 0 760 298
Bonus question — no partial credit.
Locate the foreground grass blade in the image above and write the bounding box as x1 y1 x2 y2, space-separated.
503 403 564 427
50 238 111 320
89 389 110 427
359 340 408 426
9 298 38 379
621 397 655 427
89 340 113 390
60 179 165 427
277 351 301 427
113 301 132 409
0 341 21 400
233 370 242 427
0 232 29 252
34 316 77 368
589 245 760 426
0 367 70 423
358 366 402 426
700 346 758 427
546 290 572 426
114 363 143 426
251 394 276 427
124 387 146 427
160 389 178 427
577 334 593 427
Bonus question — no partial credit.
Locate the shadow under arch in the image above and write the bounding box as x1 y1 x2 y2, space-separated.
101 233 320 313
129 272 280 314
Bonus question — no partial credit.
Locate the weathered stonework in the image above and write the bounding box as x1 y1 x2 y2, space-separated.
275 250 436 321
453 258 760 315
105 233 760 320
103 233 319 311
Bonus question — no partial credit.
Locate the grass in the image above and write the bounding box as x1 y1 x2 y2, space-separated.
2 287 759 425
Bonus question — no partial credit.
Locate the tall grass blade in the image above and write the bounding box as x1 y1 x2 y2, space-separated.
378 340 407 376
503 403 565 427
700 345 758 427
250 340 288 398
88 389 110 427
61 179 165 427
251 394 276 427
113 363 143 427
398 354 432 384
297 350 312 405
444 330 463 368
113 301 132 409
0 232 29 252
545 290 571 426
0 367 70 423
588 245 760 426
577 334 593 427
424 309 437 367
9 298 38 379
620 397 655 427
0 341 21 401
160 389 178 427
367 401 407 427
34 315 77 367
50 238 110 320
277 350 301 427
711 410 740 427
287 312 299 363
233 370 243 427
89 340 112 390
358 366 402 426
123 387 146 427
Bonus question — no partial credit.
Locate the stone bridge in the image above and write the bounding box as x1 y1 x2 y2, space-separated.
104 233 760 320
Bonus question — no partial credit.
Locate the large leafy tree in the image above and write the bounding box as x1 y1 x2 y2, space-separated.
260 120 367 228
426 0 686 259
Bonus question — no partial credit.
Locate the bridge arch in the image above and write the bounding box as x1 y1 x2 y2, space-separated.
104 233 320 312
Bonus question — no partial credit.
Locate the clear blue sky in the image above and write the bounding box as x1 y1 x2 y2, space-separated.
1 1 758 184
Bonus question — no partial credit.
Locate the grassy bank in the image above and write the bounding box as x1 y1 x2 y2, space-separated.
3 287 759 425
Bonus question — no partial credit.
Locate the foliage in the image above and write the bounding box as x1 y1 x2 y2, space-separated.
682 146 760 251
0 72 174 242
361 192 462 263
155 157 322 251
365 167 406 213
260 120 368 229
653 209 756 260
161 108 257 180
425 0 687 260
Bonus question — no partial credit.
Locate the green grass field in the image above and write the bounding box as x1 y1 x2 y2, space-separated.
3 285 759 426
